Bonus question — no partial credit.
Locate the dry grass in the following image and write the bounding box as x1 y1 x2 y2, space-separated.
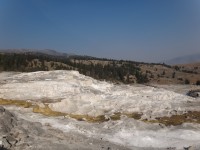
140 63 200 84
33 104 110 122
110 112 122 120
0 98 32 108
110 112 143 120
1 98 200 125
144 111 200 126
177 62 200 74
69 114 109 122
33 104 66 116
124 112 143 120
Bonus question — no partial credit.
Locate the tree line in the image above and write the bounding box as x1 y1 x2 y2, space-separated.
0 53 149 84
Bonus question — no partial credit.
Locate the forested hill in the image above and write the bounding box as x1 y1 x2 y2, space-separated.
0 52 200 85
0 52 149 84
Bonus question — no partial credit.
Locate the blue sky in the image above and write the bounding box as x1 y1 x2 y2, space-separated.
0 0 199 62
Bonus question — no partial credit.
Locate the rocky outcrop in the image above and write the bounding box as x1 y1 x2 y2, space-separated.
0 106 130 150
187 90 200 98
0 106 17 149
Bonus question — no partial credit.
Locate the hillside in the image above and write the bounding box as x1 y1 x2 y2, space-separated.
176 62 200 74
0 50 200 85
139 63 200 85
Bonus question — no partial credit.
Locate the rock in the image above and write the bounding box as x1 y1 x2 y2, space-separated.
187 90 200 98
0 106 130 150
0 106 17 135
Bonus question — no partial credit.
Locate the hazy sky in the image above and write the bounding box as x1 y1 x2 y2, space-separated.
0 0 199 62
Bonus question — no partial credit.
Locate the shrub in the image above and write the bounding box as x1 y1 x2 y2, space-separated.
185 79 190 84
172 72 175 78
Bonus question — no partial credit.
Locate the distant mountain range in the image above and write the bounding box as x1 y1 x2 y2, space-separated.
165 53 200 65
0 49 70 57
1 49 200 65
